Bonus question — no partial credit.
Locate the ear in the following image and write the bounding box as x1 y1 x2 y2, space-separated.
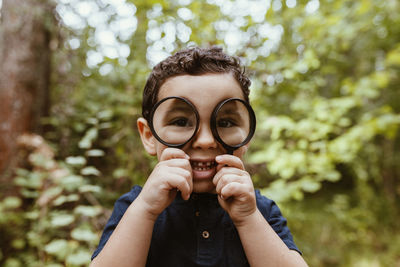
137 117 157 156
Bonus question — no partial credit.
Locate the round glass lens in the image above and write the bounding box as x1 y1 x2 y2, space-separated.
151 97 198 147
214 99 252 147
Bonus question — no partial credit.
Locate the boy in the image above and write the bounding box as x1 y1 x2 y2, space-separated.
91 47 308 266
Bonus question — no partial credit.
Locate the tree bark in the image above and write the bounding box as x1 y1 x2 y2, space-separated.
0 0 53 177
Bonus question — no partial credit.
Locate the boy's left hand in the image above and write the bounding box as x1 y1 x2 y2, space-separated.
213 155 256 225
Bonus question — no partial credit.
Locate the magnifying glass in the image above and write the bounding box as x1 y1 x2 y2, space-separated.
211 98 256 154
149 97 256 154
149 96 199 149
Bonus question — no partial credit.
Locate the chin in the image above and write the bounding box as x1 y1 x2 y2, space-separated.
192 182 216 194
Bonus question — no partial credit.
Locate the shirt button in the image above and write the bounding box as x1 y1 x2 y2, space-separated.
202 231 210 239
195 211 200 217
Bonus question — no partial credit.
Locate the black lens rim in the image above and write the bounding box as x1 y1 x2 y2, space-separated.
210 98 256 154
149 96 200 149
149 96 256 153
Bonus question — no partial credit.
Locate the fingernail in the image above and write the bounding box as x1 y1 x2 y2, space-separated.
216 156 222 162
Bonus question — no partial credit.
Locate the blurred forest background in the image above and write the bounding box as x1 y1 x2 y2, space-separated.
0 0 399 266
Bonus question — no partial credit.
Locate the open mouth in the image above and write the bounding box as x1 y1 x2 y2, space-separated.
190 160 217 171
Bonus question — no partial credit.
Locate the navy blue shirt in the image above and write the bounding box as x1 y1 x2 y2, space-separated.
92 186 300 266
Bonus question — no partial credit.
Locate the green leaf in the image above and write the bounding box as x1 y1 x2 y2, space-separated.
11 239 25 249
4 258 22 267
29 153 55 169
74 205 102 217
325 170 341 182
66 250 91 266
44 239 68 258
99 122 113 129
80 166 101 176
113 168 129 178
50 214 75 227
299 178 321 193
97 109 113 120
60 175 85 191
86 149 105 157
79 184 102 193
24 211 40 220
66 156 87 166
42 186 63 200
386 45 400 66
71 227 98 242
14 168 30 177
14 172 44 189
2 197 22 209
21 189 39 198
53 194 80 206
79 127 98 149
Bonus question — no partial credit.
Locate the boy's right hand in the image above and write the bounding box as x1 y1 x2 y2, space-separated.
136 148 193 221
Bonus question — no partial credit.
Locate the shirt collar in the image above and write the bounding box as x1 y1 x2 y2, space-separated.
174 192 219 207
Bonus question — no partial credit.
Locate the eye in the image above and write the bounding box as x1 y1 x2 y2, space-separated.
170 117 190 127
217 119 236 128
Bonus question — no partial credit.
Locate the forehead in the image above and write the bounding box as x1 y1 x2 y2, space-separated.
158 73 244 114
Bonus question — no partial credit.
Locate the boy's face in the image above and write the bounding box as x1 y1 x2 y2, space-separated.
139 73 250 193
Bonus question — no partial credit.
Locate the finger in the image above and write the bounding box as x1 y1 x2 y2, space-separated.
166 166 192 179
215 154 245 171
160 148 190 162
165 174 192 200
220 182 249 200
165 159 193 193
213 166 246 186
215 174 244 195
159 155 193 198
163 158 192 172
168 166 193 195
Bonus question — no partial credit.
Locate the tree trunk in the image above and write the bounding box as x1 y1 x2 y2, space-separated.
0 0 53 177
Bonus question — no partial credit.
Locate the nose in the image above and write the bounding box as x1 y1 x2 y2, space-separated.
191 122 218 150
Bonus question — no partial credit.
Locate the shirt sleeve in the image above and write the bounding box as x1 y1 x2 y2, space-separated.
91 185 142 260
255 190 302 255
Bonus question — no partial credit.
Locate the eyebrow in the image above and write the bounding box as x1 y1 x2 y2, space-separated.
166 105 194 114
217 108 242 117
162 104 196 119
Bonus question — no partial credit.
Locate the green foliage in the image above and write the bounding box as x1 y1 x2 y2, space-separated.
282 182 400 266
247 0 400 203
1 0 400 266
0 136 107 266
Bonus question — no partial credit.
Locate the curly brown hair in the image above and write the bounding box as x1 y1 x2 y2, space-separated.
141 46 251 121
